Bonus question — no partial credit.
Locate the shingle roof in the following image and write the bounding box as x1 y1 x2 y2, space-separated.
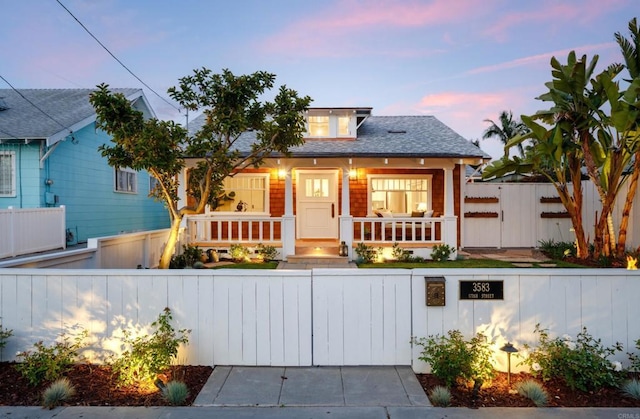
0 88 142 145
188 113 490 159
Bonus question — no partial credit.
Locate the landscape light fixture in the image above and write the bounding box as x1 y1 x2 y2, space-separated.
499 342 519 386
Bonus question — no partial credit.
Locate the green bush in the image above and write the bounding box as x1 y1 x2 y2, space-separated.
538 239 575 260
42 377 76 409
15 330 88 386
170 244 204 268
392 243 411 262
430 244 454 261
355 242 377 263
111 308 190 387
628 338 640 372
520 324 624 392
413 330 495 390
621 378 640 400
161 380 190 405
256 243 278 262
229 244 251 262
0 319 12 351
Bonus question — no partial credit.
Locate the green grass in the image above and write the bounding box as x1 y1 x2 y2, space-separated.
358 258 586 269
210 261 279 269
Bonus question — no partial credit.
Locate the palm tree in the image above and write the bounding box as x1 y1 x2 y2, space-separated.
482 111 528 157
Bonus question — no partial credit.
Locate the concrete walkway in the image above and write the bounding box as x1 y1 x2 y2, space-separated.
0 366 638 418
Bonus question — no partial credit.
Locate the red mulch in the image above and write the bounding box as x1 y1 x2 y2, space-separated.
417 371 640 408
0 362 212 406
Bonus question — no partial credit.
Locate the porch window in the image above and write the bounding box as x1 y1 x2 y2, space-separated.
213 174 269 213
368 175 431 214
0 151 16 196
308 116 329 137
115 168 137 193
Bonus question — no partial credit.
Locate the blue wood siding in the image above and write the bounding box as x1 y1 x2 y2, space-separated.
0 143 42 208
45 123 169 243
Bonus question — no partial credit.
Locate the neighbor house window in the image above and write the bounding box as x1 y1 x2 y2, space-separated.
368 175 431 214
308 116 329 137
0 151 16 196
115 168 137 193
213 174 269 213
149 176 159 193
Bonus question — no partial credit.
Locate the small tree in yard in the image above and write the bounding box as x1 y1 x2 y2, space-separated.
91 68 311 268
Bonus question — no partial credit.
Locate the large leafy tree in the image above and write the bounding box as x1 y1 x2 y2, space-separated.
482 110 529 157
91 68 312 268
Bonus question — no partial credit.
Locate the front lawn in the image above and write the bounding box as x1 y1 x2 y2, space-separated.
357 258 587 269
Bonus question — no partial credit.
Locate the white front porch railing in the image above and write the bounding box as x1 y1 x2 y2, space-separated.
352 216 443 244
187 214 283 245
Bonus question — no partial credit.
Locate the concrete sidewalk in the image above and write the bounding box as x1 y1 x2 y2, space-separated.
0 366 638 418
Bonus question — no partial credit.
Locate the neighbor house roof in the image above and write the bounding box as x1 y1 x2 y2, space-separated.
0 88 153 147
188 113 491 160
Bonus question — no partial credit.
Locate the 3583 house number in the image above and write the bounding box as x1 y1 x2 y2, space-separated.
459 280 504 300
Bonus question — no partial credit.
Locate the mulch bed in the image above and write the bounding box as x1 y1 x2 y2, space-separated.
417 371 640 408
0 362 212 406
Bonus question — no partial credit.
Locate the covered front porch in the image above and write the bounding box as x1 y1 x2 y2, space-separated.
184 157 461 261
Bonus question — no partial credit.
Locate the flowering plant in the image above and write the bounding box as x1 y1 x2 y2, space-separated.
520 324 624 392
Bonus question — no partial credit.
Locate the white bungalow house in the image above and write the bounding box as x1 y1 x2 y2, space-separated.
180 107 490 260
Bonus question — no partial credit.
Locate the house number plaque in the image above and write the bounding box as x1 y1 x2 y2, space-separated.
459 280 504 300
425 276 446 306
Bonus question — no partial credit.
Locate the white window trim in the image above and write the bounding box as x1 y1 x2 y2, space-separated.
306 113 354 138
366 174 432 216
114 167 138 194
0 151 16 197
207 173 270 214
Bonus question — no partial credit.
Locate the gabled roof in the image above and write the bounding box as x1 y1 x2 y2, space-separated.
188 113 491 160
0 88 154 147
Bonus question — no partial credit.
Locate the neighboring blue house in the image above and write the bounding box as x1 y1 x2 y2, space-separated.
0 88 169 243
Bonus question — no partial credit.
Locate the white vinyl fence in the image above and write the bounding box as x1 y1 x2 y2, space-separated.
0 206 66 259
1 268 638 373
463 181 640 248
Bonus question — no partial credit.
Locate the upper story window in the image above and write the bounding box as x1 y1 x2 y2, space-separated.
368 175 432 215
115 168 137 193
212 174 269 213
0 151 16 196
338 116 350 136
308 116 329 137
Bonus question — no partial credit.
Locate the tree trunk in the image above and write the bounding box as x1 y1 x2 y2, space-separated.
617 155 640 254
159 216 184 269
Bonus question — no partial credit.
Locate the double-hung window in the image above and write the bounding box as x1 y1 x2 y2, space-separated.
115 168 137 193
369 175 431 214
308 116 329 137
0 151 16 196
213 174 269 213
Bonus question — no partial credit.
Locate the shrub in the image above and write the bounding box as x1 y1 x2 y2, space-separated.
392 243 411 262
413 330 495 390
0 319 12 351
355 242 377 263
15 330 88 386
428 385 451 407
42 377 76 409
160 380 189 405
538 239 575 260
229 244 251 262
170 244 204 268
256 243 278 262
111 308 190 387
628 338 640 372
621 378 640 400
520 324 624 392
430 244 454 262
515 379 548 406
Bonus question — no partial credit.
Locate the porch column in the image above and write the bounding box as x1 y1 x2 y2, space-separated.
339 168 353 259
281 169 296 260
443 166 458 259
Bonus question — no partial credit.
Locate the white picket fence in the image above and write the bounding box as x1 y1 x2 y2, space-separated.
0 206 66 259
1 268 638 373
463 181 640 248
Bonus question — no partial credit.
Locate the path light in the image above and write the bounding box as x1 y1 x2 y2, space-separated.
499 342 519 386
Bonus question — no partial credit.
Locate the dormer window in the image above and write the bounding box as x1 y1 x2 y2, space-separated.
308 116 329 137
338 116 350 136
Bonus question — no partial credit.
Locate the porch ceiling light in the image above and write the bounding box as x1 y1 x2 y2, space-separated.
277 169 286 180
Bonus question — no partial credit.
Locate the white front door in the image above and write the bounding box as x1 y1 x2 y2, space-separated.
296 170 339 239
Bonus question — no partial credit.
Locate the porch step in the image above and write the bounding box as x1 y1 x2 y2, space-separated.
286 254 350 265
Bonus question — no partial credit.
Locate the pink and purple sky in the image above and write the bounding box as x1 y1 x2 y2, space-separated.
1 0 637 159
